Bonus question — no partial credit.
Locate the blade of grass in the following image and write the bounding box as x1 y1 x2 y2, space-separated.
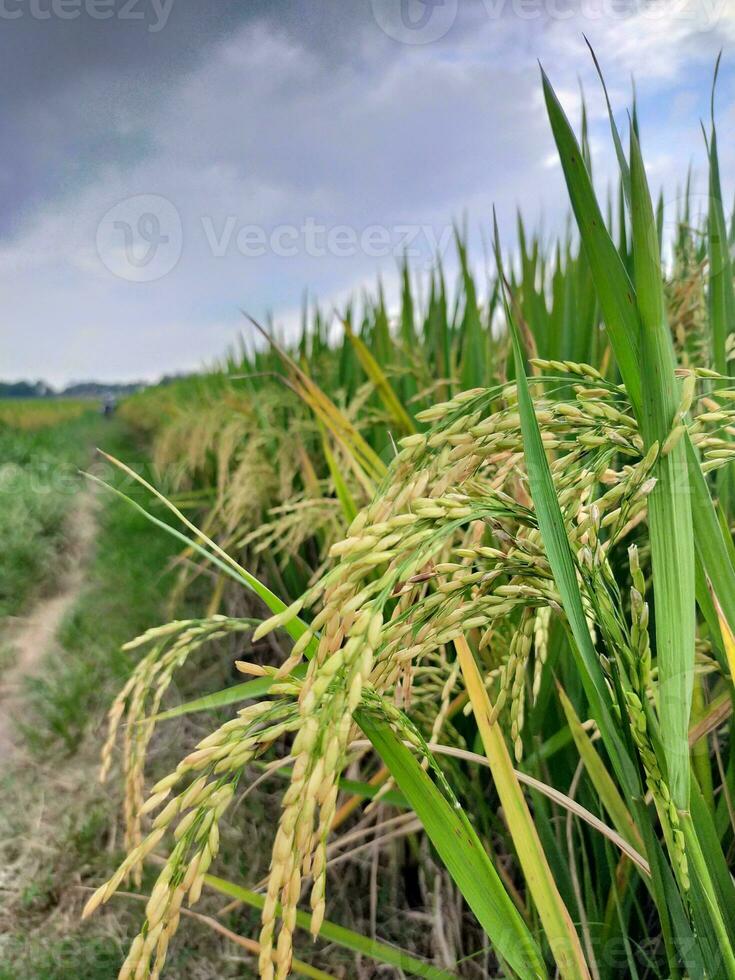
585 39 630 209
87 459 319 655
152 668 308 722
556 685 645 859
356 708 547 979
455 634 591 979
493 214 639 802
627 101 735 975
706 53 735 382
545 56 735 700
629 126 695 810
688 440 735 643
320 426 358 524
495 216 686 975
540 72 735 966
341 318 416 435
540 66 642 415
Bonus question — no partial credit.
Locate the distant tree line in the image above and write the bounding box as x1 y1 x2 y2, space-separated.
0 375 189 399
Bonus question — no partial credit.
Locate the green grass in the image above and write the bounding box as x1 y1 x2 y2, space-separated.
0 398 91 430
0 935 125 980
0 409 108 617
0 418 217 979
21 423 184 754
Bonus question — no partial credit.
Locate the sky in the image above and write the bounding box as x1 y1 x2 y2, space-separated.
1 0 734 387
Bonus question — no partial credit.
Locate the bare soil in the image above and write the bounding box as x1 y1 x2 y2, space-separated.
0 488 97 759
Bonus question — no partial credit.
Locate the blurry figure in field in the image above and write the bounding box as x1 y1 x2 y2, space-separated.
102 394 117 418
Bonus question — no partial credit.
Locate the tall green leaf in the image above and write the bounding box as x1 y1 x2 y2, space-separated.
629 127 695 809
494 215 639 802
357 709 547 979
540 67 642 415
456 637 590 979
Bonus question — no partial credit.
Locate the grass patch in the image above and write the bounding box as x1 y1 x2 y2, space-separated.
21 423 184 754
0 416 225 978
0 409 112 617
0 935 125 980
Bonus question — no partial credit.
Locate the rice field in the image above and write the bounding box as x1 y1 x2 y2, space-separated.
11 59 735 979
0 398 91 430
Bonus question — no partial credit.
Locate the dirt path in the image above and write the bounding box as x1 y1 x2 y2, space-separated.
0 487 97 759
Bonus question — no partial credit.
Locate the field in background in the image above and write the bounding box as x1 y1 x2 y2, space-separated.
0 398 92 430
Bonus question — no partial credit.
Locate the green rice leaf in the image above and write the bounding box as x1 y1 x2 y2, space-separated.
540 66 642 415
85 465 319 657
342 319 416 436
152 668 308 721
494 214 639 802
629 126 695 809
456 637 590 979
357 708 547 980
706 53 735 380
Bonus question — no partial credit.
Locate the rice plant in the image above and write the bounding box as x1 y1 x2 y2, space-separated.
85 55 735 979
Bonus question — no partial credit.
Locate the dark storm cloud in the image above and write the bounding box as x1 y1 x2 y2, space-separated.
0 0 499 234
0 1 266 231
